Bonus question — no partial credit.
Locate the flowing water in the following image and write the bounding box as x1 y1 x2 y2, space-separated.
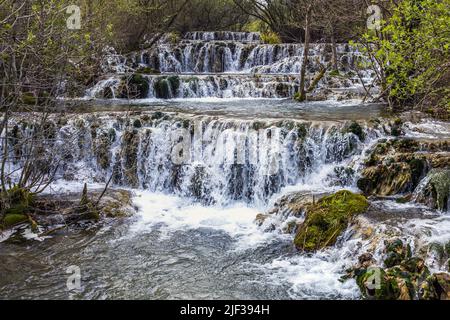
0 32 448 300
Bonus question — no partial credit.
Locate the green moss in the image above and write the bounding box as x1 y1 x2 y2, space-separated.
294 190 369 251
427 170 450 211
151 111 165 120
167 76 180 94
344 240 450 300
21 92 37 105
329 69 340 77
384 239 411 268
296 123 308 140
133 119 142 128
356 267 398 300
3 186 34 217
2 213 28 227
392 138 419 152
347 121 365 141
136 66 160 74
252 121 266 131
154 78 170 99
128 73 149 98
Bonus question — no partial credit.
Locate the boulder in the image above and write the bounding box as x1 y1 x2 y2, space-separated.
343 239 450 300
357 139 430 196
294 190 369 251
414 169 450 212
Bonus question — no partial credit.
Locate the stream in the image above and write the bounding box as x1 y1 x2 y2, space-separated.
0 31 448 300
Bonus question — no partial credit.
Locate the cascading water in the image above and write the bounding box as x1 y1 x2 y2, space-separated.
1 32 448 301
5 112 380 207
87 32 371 100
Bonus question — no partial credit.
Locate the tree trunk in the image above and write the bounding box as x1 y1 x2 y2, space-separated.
297 5 312 102
331 30 338 71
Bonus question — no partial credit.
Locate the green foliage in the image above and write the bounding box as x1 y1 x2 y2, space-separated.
1 0 114 99
243 20 267 33
21 93 37 105
354 0 450 112
328 69 341 77
261 32 282 44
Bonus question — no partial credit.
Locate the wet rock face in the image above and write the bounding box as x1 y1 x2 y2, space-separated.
357 138 449 198
267 192 324 217
94 128 116 170
343 239 450 300
121 130 140 188
118 74 150 99
419 273 450 300
383 239 412 268
293 190 369 252
414 169 450 212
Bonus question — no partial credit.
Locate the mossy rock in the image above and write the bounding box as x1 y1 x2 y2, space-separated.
100 190 133 218
345 242 450 300
78 184 100 221
121 73 149 99
154 78 171 99
252 121 267 131
136 66 160 74
428 241 450 271
151 111 165 120
390 118 403 136
355 267 399 300
384 239 412 268
357 138 431 196
2 213 28 228
167 76 180 94
346 121 365 141
296 123 308 140
357 163 417 196
153 76 181 98
133 119 142 128
2 186 35 217
121 130 140 187
294 190 369 251
415 169 450 211
419 273 450 300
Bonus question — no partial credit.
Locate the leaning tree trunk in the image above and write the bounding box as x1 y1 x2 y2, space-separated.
297 6 312 102
331 30 338 71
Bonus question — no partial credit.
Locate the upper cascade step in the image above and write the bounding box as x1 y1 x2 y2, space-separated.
183 31 261 42
89 31 375 100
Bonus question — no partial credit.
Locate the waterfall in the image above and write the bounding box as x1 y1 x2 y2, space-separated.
3 113 381 207
183 31 261 42
86 32 372 100
135 42 356 74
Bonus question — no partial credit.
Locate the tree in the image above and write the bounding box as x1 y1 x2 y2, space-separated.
0 0 110 215
354 0 450 114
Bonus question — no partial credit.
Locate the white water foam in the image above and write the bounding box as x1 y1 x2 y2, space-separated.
129 191 286 250
258 239 363 299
